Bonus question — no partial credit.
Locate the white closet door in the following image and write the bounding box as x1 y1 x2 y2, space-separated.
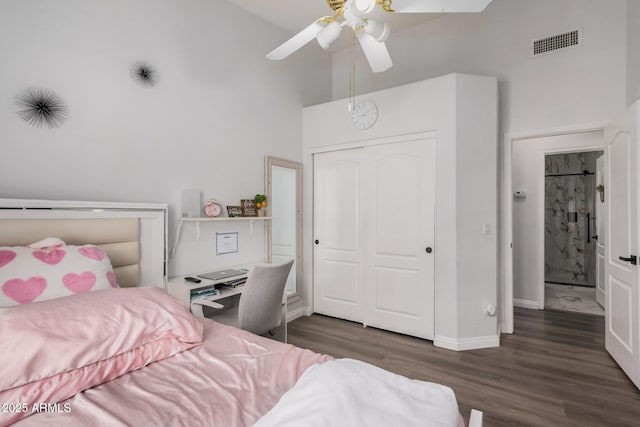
313 148 364 322
363 139 436 339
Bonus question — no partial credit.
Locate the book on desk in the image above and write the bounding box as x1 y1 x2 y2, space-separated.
216 277 247 289
188 278 246 304
189 285 219 303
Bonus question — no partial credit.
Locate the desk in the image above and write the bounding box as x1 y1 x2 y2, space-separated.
168 266 287 342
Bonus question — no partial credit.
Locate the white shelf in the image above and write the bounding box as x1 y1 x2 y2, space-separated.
181 216 271 222
170 216 270 259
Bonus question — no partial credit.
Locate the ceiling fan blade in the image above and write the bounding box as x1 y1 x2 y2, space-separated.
389 0 493 13
356 31 392 73
266 19 328 60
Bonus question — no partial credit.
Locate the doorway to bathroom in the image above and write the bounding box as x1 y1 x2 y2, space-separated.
543 150 604 316
510 129 605 325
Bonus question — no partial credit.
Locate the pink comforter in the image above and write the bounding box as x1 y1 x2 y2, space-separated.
14 318 330 427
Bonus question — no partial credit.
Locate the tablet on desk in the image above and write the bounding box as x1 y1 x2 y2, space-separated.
197 269 246 281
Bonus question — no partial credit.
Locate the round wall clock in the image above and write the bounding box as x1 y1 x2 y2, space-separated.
351 99 378 130
204 199 222 217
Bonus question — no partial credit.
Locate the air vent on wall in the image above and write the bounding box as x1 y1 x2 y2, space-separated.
532 29 581 56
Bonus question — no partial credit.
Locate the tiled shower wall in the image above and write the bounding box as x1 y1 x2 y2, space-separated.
544 151 603 287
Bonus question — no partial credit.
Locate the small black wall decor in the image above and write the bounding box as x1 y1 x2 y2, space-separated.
130 61 157 87
15 87 69 129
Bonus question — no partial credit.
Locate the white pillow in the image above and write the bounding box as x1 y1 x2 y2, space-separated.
0 239 118 307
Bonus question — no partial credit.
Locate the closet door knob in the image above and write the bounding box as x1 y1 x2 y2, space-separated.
619 255 637 265
425 247 433 254
315 240 319 245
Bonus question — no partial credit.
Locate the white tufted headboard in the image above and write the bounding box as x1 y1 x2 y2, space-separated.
0 199 167 289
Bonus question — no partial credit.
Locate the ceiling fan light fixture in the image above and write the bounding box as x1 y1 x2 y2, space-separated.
266 0 492 72
365 19 390 42
317 21 343 49
351 0 377 16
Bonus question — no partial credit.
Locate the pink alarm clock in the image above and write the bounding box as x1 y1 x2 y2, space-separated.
204 200 222 217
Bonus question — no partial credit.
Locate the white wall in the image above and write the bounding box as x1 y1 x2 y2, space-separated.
455 76 499 339
304 74 498 349
512 131 603 307
332 0 627 135
628 0 640 106
0 0 332 287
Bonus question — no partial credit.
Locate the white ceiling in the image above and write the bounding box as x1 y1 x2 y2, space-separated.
227 0 440 51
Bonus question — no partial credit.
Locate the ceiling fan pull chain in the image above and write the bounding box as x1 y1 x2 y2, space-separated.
349 29 356 112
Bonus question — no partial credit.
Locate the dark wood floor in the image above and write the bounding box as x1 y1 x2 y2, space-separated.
287 307 640 427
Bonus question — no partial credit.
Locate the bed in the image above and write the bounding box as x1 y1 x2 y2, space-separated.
0 199 481 427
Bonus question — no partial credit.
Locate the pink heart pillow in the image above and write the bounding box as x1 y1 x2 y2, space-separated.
0 240 118 307
2 277 47 304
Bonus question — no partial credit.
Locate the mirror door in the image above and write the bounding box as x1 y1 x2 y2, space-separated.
266 156 302 302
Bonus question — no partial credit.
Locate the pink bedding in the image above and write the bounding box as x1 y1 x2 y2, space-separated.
12 317 330 427
1 287 203 426
2 287 464 426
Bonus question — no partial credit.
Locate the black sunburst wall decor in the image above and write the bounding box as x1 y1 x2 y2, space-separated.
15 87 69 129
130 61 157 87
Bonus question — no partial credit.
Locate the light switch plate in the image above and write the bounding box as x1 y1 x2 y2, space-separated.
482 223 491 235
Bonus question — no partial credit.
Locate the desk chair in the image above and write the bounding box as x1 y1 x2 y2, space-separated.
209 260 293 338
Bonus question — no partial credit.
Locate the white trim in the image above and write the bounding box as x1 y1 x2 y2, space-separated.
501 122 608 334
287 305 313 322
537 150 546 309
0 198 167 211
307 131 437 155
434 334 500 351
302 148 315 315
513 299 541 310
509 122 608 141
501 133 514 334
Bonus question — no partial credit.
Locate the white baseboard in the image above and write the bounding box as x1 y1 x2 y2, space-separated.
513 299 541 310
287 306 313 322
434 334 500 351
499 322 513 334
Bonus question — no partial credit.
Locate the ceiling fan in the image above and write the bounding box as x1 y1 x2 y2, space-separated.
266 0 493 73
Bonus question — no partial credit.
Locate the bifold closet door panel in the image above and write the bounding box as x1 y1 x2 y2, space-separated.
313 148 365 322
362 139 436 339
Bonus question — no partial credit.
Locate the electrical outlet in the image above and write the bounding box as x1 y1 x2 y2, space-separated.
484 304 496 316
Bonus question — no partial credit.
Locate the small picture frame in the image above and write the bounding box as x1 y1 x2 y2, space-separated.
216 232 238 255
226 206 243 217
241 199 258 217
